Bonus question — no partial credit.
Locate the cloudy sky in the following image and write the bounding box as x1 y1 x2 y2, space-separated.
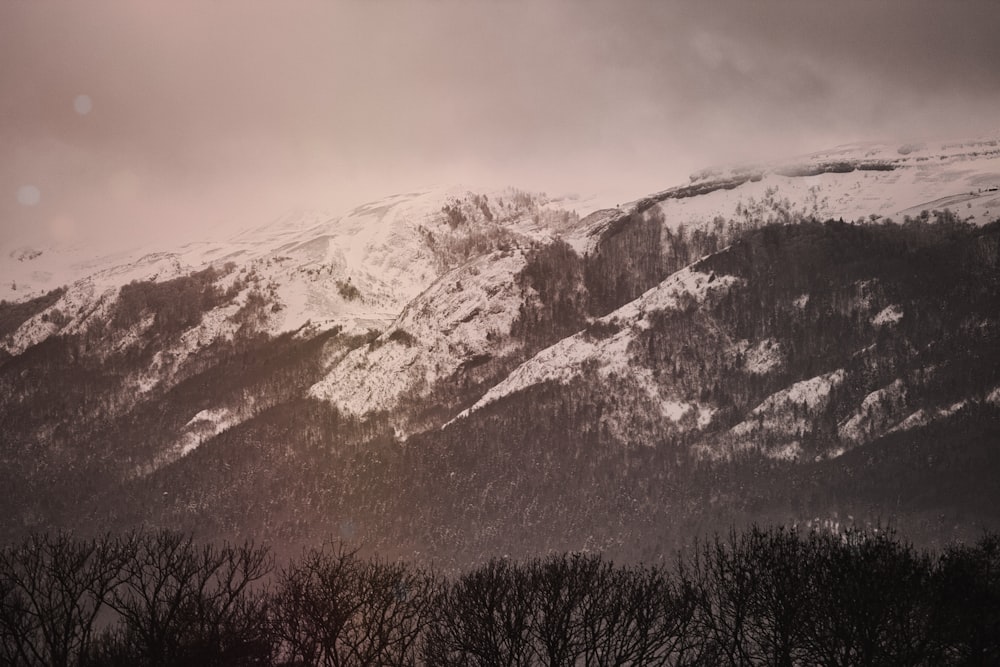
2 0 999 250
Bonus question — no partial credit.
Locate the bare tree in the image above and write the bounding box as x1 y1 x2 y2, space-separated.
688 530 757 667
271 543 435 666
933 533 1000 665
579 561 700 666
421 558 534 667
0 532 123 667
801 529 937 667
101 530 272 666
742 526 813 667
526 553 601 666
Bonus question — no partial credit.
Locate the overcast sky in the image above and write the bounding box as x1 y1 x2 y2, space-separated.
2 0 999 250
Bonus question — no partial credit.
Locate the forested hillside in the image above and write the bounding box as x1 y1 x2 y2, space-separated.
3 216 994 567
1 140 999 570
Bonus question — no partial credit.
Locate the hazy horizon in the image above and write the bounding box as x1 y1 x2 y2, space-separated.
3 1 999 250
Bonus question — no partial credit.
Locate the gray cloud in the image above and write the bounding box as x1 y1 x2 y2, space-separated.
2 0 998 250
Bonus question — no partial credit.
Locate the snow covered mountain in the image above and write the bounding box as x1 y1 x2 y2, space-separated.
305 133 1000 433
2 136 999 565
1 186 582 385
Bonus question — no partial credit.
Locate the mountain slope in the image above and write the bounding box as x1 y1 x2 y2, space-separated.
1 137 999 565
54 217 997 567
456 218 1000 458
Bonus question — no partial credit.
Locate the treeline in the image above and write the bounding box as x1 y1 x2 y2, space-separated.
2 527 997 666
0 287 66 341
101 266 237 346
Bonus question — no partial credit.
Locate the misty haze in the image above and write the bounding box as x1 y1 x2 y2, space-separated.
2 2 999 665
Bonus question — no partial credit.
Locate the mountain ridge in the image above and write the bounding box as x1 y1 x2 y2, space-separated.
2 138 999 565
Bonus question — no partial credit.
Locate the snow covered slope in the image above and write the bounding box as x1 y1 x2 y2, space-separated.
303 134 1000 428
309 248 530 417
306 191 590 418
454 266 740 426
0 187 583 365
3 134 998 447
572 133 1000 252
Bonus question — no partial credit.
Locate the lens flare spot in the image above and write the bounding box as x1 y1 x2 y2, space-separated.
17 185 41 206
73 94 93 115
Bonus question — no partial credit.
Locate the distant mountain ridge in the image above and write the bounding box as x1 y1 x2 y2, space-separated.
1 137 999 566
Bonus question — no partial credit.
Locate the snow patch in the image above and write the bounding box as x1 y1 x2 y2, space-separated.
887 399 968 435
888 409 930 434
696 405 715 428
730 369 846 440
742 338 783 375
784 369 846 408
837 379 908 443
176 407 240 455
772 441 803 462
130 406 245 478
871 304 903 326
611 267 741 325
986 385 1000 407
